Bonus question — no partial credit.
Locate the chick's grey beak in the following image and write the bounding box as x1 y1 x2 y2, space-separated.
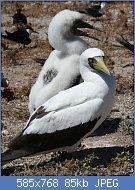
71 27 100 41
77 7 103 17
73 19 103 32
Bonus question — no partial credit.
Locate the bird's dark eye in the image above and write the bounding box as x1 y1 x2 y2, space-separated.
88 58 95 69
88 58 93 64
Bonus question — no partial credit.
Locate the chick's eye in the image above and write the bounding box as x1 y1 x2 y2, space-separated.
88 58 93 64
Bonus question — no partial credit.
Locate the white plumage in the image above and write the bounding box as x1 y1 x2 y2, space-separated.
29 9 100 115
2 48 116 165
26 48 115 135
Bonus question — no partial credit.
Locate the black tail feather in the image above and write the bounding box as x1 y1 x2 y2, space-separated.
2 149 29 166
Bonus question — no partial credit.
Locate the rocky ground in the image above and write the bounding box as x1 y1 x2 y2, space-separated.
1 1 134 176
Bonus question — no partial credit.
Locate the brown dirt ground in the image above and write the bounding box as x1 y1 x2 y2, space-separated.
1 2 134 176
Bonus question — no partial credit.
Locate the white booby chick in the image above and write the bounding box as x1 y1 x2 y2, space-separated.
2 48 116 165
29 9 101 115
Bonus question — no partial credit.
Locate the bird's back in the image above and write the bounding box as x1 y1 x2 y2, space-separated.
29 50 81 114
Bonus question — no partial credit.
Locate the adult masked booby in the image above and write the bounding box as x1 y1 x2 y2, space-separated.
29 9 102 115
2 48 116 165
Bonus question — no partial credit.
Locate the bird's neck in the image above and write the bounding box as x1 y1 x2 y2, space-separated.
80 64 111 87
49 32 88 55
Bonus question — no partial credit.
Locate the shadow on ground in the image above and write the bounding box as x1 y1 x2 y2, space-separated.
48 145 134 167
91 118 121 136
2 145 133 176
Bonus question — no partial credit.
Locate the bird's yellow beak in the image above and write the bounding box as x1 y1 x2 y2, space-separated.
94 57 110 75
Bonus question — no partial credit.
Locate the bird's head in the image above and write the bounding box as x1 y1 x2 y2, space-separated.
80 48 110 75
48 9 102 41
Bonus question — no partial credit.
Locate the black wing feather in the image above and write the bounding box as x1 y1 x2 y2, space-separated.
2 118 100 165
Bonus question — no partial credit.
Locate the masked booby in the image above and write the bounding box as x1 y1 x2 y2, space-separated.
2 48 116 165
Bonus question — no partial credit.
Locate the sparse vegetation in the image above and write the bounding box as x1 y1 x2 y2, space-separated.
2 2 134 176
